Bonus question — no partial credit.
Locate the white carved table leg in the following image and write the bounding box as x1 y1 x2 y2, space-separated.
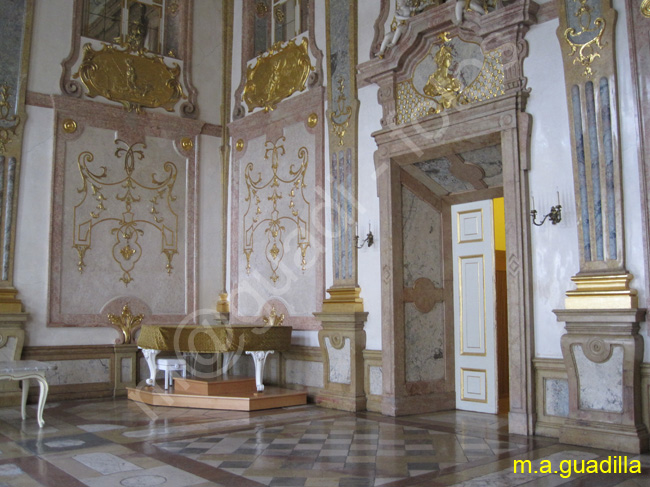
222 352 234 376
19 374 48 427
21 378 28 420
245 350 273 392
141 348 160 386
34 375 48 428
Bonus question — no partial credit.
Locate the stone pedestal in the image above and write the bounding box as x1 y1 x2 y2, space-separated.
554 308 649 453
113 344 138 397
315 309 368 412
0 313 27 406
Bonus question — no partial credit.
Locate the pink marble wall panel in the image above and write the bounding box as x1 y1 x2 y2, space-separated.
229 88 325 330
48 96 202 328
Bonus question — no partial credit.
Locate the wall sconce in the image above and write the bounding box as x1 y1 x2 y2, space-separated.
531 193 562 226
355 222 374 248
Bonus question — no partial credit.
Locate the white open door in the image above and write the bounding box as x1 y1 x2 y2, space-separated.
452 200 498 413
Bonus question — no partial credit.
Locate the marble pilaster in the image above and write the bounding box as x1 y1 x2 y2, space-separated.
315 310 368 412
555 309 649 453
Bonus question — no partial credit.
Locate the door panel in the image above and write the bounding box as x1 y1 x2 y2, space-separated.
452 200 497 413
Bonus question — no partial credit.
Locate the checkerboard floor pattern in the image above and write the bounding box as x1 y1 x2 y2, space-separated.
156 417 522 486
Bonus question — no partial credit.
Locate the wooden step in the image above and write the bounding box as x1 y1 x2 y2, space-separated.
173 376 256 396
127 383 307 411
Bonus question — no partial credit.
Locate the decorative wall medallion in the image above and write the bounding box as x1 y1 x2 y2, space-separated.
73 41 186 113
73 139 179 285
256 1 269 17
243 38 313 112
329 78 352 146
642 0 650 17
395 33 504 124
243 136 311 283
180 137 193 150
0 84 20 154
235 139 245 151
62 119 78 134
107 303 144 344
563 0 606 77
307 112 319 128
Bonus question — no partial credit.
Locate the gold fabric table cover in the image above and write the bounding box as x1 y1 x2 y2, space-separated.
137 324 292 353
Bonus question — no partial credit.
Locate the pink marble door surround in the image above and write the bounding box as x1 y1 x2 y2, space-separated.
358 0 538 435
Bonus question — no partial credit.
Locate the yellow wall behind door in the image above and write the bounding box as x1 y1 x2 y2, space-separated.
493 197 506 251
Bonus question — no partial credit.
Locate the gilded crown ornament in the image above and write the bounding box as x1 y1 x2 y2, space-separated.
107 304 144 344
263 306 285 327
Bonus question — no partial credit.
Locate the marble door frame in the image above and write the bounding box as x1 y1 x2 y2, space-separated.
372 94 536 435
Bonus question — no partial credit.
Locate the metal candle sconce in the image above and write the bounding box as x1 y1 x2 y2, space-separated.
531 193 562 226
355 222 374 248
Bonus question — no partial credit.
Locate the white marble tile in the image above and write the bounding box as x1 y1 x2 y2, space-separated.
74 452 141 475
82 465 205 487
0 464 22 476
45 439 86 448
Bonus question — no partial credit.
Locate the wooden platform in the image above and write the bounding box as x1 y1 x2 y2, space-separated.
173 375 256 395
127 381 307 411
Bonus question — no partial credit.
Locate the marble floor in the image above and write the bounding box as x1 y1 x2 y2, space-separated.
0 398 647 486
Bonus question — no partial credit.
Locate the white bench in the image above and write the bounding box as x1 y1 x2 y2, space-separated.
0 360 54 428
156 357 187 390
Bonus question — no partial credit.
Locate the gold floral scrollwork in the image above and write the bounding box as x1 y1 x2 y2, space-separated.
643 0 650 17
243 38 313 112
563 0 606 77
263 306 285 326
329 78 352 146
0 84 20 154
73 40 186 113
107 303 144 345
73 139 179 285
243 136 311 283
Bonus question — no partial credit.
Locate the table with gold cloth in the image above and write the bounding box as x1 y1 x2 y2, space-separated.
137 324 292 392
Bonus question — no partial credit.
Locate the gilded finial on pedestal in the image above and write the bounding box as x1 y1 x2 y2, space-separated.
107 304 144 344
263 306 285 326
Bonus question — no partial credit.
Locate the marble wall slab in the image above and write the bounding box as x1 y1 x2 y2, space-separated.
545 378 569 418
44 359 110 385
325 337 351 385
574 344 624 413
402 186 445 385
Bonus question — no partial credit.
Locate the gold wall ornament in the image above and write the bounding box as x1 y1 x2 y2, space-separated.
307 113 319 128
642 0 650 17
274 5 285 23
62 119 78 134
243 37 314 112
180 137 193 150
395 38 504 124
235 139 245 151
243 136 311 283
423 34 462 109
107 303 144 344
563 0 606 77
0 84 20 154
329 78 352 146
263 306 285 326
73 41 186 114
256 1 269 17
73 139 179 285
